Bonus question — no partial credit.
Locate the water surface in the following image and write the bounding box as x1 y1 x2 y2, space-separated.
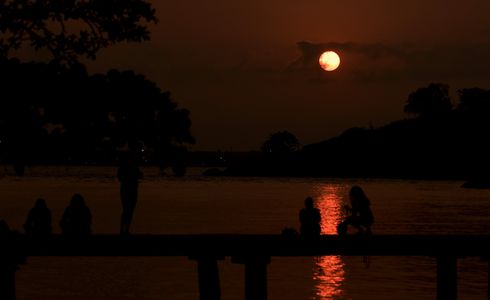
0 166 488 299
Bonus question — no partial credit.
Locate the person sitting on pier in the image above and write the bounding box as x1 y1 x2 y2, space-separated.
23 198 52 236
299 197 321 237
337 186 374 235
59 194 92 236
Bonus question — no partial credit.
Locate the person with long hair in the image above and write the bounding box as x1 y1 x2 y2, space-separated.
59 194 92 236
23 198 52 236
337 186 374 235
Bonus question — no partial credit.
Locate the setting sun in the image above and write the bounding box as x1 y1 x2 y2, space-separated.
319 51 341 71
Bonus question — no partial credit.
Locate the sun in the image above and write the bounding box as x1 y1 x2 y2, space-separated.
319 51 341 71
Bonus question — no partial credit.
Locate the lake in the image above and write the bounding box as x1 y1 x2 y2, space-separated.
1 166 489 299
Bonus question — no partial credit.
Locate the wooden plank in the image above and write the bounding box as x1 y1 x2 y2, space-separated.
14 235 490 257
3 235 490 299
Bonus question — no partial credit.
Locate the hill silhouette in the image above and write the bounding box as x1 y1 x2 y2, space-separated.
224 84 490 179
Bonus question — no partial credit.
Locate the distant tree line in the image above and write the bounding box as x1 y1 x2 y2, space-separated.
225 83 490 179
0 0 195 175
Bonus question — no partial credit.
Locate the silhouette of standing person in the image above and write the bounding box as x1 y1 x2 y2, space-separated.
23 198 52 236
337 186 374 235
59 194 92 236
299 197 321 237
118 153 143 235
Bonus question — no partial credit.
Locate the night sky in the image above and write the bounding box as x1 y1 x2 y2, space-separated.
82 0 490 150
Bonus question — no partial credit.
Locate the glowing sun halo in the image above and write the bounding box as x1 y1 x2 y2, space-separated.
319 51 340 71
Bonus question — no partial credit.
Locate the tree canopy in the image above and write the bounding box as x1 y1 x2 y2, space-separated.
0 59 194 165
0 1 196 174
261 131 300 155
404 83 452 118
0 0 157 65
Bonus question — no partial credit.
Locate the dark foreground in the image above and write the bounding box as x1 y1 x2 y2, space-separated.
2 234 489 300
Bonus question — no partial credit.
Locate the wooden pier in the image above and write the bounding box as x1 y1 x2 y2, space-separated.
1 234 490 299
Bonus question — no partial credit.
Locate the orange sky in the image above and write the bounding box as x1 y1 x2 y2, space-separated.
88 0 490 150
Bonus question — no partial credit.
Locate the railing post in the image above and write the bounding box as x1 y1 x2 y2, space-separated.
437 256 457 300
486 258 489 300
232 255 270 300
1 223 25 300
0 266 16 300
189 256 223 300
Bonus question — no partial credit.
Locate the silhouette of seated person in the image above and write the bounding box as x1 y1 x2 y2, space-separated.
23 198 52 237
117 153 143 235
337 186 374 235
299 197 321 237
59 194 92 236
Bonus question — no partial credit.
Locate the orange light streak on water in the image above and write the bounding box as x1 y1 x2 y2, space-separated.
312 184 349 299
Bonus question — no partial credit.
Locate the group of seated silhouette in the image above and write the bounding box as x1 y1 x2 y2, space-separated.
298 186 374 237
23 193 92 237
9 186 371 238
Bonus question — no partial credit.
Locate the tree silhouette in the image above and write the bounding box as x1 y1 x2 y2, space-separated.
82 69 195 168
261 131 300 155
0 0 168 173
404 83 452 118
0 59 194 170
0 0 157 65
0 58 53 173
54 68 194 163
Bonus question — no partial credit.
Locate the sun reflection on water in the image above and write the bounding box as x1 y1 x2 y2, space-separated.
312 184 349 299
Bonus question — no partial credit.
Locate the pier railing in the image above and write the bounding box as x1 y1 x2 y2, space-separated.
1 234 489 300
